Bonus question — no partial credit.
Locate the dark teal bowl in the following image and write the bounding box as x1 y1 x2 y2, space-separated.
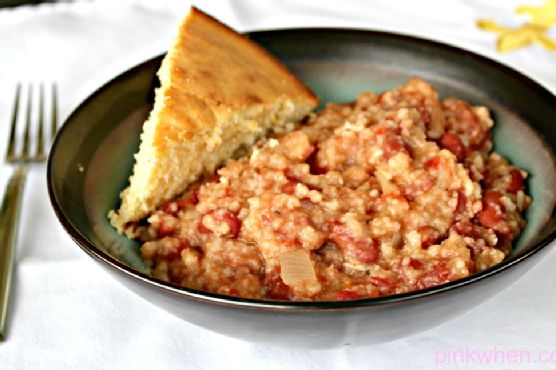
47 29 556 348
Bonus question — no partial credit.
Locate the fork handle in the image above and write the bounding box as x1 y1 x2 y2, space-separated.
0 165 28 340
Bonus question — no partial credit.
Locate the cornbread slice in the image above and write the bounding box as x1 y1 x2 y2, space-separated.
109 7 319 232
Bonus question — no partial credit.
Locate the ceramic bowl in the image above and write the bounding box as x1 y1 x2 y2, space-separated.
47 29 556 348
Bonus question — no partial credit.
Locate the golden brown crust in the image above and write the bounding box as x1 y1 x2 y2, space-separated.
154 6 318 152
109 7 319 231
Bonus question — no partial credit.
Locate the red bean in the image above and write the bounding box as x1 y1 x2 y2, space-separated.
418 226 440 249
403 174 434 201
382 128 408 159
353 243 380 264
445 99 488 149
266 270 291 300
328 222 379 264
471 130 491 150
507 169 524 193
481 169 493 188
408 259 423 270
451 220 481 238
439 133 465 161
477 207 503 228
455 189 466 215
477 189 506 229
452 100 478 124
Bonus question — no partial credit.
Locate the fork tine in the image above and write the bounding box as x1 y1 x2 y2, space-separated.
21 83 33 161
6 84 21 162
51 84 58 142
36 83 45 161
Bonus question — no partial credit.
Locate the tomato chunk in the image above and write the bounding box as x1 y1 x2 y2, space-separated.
408 259 423 270
370 276 397 288
425 156 440 170
337 290 360 300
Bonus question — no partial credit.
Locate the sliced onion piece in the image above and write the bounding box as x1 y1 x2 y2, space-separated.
279 250 318 287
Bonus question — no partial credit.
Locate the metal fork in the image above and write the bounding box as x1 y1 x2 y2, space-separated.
0 83 58 340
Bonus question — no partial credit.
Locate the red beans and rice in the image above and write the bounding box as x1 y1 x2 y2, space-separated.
129 78 531 301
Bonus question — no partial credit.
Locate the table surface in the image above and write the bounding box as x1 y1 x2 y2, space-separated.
0 1 555 369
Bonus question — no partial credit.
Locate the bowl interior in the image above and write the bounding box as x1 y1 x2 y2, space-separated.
49 30 556 287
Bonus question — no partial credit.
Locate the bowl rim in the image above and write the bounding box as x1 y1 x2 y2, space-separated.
47 27 556 311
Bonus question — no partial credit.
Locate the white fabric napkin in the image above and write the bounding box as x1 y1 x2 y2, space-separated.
0 1 555 369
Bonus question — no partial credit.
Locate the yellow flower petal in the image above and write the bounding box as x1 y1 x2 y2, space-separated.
497 31 534 52
476 19 509 34
516 0 556 27
535 34 556 51
477 2 556 53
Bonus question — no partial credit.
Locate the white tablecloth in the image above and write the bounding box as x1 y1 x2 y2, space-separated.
0 1 555 369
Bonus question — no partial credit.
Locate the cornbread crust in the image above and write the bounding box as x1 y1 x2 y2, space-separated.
110 7 318 231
